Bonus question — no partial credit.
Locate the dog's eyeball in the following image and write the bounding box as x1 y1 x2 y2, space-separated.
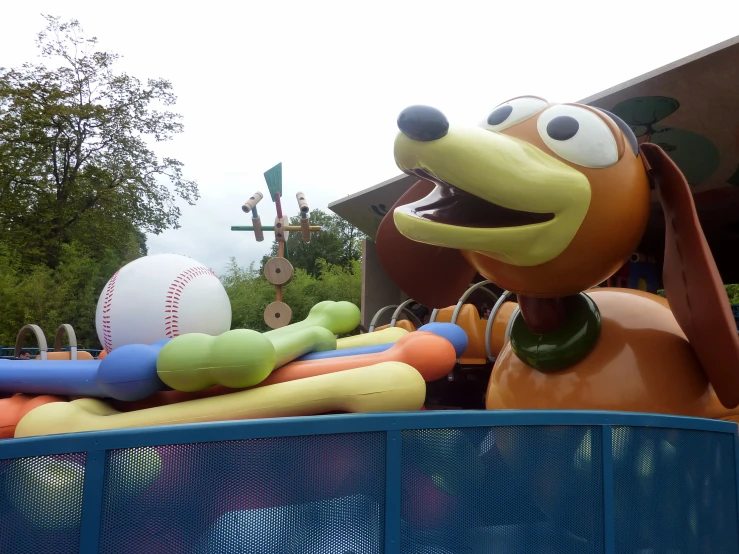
546 116 579 141
481 96 548 132
537 105 619 168
487 105 512 126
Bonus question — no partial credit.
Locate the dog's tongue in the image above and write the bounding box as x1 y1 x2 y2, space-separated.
412 184 554 229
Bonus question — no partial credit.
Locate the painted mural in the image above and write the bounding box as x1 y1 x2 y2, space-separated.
610 96 721 187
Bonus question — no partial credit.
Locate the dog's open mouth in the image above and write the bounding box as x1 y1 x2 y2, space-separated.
408 169 555 228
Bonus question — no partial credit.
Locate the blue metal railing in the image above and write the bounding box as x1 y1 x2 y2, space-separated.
0 410 736 553
0 346 103 359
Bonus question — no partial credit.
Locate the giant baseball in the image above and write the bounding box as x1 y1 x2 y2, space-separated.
95 253 232 352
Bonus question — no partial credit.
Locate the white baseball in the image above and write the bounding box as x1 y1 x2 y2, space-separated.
95 253 232 352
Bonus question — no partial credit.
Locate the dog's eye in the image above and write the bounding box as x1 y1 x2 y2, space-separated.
537 105 619 168
480 96 548 132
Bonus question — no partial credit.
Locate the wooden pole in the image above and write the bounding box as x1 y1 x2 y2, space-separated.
275 241 285 302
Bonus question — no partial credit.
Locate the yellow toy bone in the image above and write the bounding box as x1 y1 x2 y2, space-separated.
336 327 409 350
14 362 426 438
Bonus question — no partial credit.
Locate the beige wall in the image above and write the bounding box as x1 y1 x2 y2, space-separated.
360 239 406 330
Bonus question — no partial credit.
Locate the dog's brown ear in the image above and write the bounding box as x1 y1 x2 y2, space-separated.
375 179 476 309
640 143 739 408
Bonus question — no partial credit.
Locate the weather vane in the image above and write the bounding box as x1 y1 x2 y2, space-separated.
231 163 322 329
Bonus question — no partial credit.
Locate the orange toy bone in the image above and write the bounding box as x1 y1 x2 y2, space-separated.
0 394 67 438
259 331 457 386
376 96 739 417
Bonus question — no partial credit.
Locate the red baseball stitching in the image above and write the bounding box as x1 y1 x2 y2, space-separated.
101 270 120 353
165 266 218 338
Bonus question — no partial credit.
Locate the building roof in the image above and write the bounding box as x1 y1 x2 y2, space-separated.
329 34 739 281
328 174 416 239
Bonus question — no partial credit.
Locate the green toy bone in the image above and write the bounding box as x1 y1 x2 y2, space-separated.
265 300 361 338
156 301 360 392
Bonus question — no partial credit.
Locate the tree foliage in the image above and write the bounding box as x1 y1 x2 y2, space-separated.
261 209 366 277
0 240 365 351
0 15 366 350
0 15 199 269
223 258 362 335
0 240 143 350
234 209 366 334
725 285 739 304
0 17 365 353
0 15 194 351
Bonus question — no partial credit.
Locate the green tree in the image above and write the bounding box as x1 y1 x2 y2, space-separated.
0 240 142 351
0 15 198 269
725 285 739 304
260 209 365 276
223 257 362 334
220 260 277 333
661 285 739 306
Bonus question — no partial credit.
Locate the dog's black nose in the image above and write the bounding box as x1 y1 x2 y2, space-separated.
397 105 449 142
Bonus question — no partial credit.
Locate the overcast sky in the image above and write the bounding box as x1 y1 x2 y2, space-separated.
3 2 737 275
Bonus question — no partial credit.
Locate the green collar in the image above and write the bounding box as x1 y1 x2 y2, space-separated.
509 293 602 372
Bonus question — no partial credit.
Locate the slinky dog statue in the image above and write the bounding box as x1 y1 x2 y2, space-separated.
376 96 739 421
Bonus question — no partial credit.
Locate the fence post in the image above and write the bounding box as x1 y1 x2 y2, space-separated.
384 428 402 554
78 449 107 553
601 425 615 554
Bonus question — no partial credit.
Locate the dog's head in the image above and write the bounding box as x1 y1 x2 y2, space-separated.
376 96 739 408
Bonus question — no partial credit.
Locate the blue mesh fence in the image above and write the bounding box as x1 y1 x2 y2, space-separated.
0 411 736 553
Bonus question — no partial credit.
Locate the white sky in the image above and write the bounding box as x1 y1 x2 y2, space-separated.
3 1 737 274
